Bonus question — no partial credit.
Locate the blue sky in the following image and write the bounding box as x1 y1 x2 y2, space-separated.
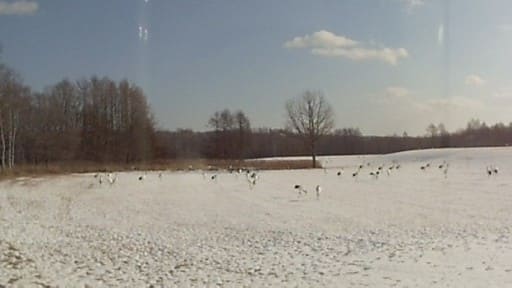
1 0 512 135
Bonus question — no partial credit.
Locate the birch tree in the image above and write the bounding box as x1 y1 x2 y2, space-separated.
0 64 29 169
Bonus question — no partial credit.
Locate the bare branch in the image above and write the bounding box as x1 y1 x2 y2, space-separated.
284 90 335 167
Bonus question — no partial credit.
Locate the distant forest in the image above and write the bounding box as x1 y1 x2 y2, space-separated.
1 61 512 169
156 119 512 160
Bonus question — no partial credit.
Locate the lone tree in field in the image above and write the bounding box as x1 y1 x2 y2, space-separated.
285 91 334 168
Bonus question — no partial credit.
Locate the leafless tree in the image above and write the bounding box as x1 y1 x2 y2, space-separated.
0 64 30 169
467 118 483 131
285 90 334 168
207 109 251 159
74 77 154 162
426 123 438 137
234 110 251 159
208 109 233 158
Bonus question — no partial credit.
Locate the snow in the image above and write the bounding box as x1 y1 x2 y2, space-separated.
1 147 512 287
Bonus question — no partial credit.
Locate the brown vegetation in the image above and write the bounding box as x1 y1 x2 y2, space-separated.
0 159 321 180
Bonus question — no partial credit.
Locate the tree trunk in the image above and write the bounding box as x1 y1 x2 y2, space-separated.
10 113 17 168
0 117 6 170
311 140 316 168
7 112 12 168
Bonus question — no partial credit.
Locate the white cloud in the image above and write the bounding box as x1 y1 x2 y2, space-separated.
343 84 512 135
385 86 410 99
491 89 512 103
0 1 38 15
311 47 408 65
465 74 486 86
285 30 408 65
423 97 483 113
370 87 491 135
400 0 425 13
284 30 358 49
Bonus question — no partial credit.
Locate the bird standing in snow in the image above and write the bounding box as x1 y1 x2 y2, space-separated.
443 164 449 178
107 173 117 185
247 172 258 188
315 185 322 200
294 184 307 196
486 165 499 176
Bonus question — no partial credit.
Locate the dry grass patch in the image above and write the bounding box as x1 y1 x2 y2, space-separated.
244 159 321 170
0 159 321 181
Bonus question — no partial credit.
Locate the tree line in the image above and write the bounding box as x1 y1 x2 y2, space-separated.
0 64 155 168
2 59 512 170
155 119 512 160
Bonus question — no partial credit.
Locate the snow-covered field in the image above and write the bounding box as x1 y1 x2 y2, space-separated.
2 147 512 287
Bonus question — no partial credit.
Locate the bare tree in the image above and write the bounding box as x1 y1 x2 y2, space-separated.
206 109 252 159
234 110 251 159
0 64 30 169
426 123 439 137
467 118 483 131
285 91 334 168
437 123 448 135
208 109 233 158
73 77 154 163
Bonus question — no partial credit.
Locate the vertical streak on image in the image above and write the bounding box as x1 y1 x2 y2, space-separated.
440 0 451 126
137 0 150 94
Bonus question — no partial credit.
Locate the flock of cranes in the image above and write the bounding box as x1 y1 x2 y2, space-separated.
92 158 501 201
340 159 499 181
204 167 326 199
350 160 441 179
347 161 404 180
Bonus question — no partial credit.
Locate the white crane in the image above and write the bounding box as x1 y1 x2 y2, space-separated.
294 184 307 196
486 166 493 176
107 173 117 185
443 163 449 178
315 185 322 200
247 172 258 188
